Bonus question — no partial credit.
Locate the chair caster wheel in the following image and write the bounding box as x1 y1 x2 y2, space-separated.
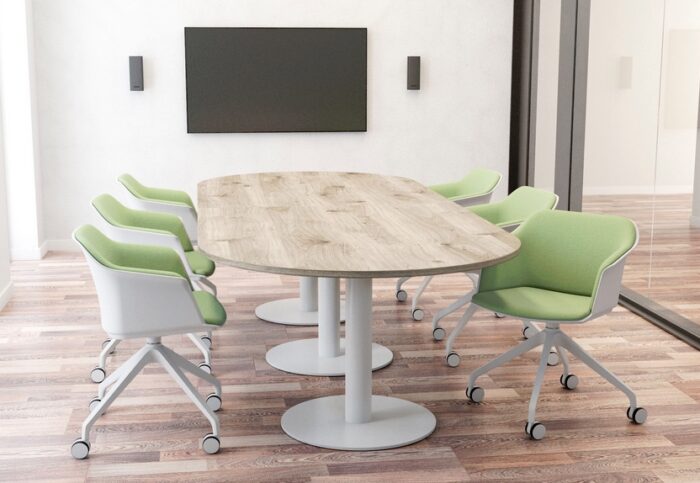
522 325 537 339
101 339 115 354
201 336 212 350
560 374 579 390
90 367 106 383
547 350 560 366
526 421 546 440
202 433 221 454
494 312 505 318
446 352 461 367
88 397 101 412
412 308 424 321
432 327 446 341
466 386 484 403
198 363 212 374
70 439 90 459
206 393 222 412
395 289 408 302
627 406 647 424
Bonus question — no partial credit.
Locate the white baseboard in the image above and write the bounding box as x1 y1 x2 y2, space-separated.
0 281 13 311
39 240 48 258
11 240 49 260
11 246 45 260
12 239 84 258
582 185 693 196
45 239 79 253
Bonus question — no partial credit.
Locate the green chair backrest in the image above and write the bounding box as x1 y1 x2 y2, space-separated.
118 173 195 209
478 210 637 298
92 194 193 251
74 224 190 282
430 168 502 200
469 186 558 227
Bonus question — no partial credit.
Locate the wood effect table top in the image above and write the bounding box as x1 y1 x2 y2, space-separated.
197 172 520 278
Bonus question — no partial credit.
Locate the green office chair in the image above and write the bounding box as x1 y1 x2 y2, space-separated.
395 168 502 317
433 187 560 367
429 168 503 207
71 225 226 458
90 194 216 383
401 187 558 335
455 210 646 440
118 174 199 243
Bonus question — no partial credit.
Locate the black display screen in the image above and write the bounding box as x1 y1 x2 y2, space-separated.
185 27 367 133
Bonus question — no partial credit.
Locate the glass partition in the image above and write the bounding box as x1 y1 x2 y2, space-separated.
582 0 700 321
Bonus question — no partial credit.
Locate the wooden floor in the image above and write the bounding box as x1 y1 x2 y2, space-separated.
584 193 700 322
1 252 700 482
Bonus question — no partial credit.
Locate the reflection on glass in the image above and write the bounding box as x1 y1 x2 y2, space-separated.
649 0 700 321
582 0 700 321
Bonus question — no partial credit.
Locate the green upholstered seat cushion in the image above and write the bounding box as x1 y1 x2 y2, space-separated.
74 225 191 283
92 194 193 251
473 287 593 321
118 174 195 209
185 250 216 277
430 168 501 201
193 291 227 326
475 210 637 320
469 186 558 228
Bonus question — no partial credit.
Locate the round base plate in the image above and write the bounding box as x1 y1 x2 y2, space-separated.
266 338 393 376
255 298 346 326
281 395 436 450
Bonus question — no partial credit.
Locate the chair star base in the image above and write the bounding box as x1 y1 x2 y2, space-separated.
466 323 646 439
90 332 212 382
72 337 222 459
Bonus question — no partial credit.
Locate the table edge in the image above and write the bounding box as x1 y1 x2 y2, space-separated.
199 239 521 279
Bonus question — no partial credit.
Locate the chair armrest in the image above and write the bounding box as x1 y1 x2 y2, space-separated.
119 185 198 242
589 225 639 319
95 220 194 278
454 191 496 207
589 254 628 319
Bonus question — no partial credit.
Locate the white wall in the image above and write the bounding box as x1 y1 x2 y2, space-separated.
31 0 514 247
0 103 14 309
582 0 666 195
657 0 700 195
583 0 700 196
0 0 45 259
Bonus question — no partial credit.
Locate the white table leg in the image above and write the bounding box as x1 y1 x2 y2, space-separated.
256 276 345 326
318 277 341 358
300 276 319 312
345 278 373 422
265 277 393 376
281 278 436 450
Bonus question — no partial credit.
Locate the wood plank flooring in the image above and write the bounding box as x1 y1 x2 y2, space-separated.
1 251 699 482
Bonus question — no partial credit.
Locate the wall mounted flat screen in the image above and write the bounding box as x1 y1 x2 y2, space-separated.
185 27 367 133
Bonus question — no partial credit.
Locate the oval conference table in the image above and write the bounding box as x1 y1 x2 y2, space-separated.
198 172 520 451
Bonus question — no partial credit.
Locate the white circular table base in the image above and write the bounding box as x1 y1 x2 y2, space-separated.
255 298 346 326
266 338 393 376
281 395 436 450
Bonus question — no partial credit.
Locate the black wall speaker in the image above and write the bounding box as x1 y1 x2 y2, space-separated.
129 56 144 91
407 56 420 90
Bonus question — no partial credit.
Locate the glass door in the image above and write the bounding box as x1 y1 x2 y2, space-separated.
529 0 700 340
582 0 700 324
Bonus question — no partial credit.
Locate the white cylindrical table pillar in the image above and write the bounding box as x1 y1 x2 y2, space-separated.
318 277 340 358
265 277 393 376
255 276 346 326
280 278 436 450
